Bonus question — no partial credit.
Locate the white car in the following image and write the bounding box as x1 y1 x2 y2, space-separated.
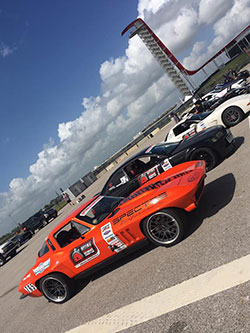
166 94 250 143
202 79 246 101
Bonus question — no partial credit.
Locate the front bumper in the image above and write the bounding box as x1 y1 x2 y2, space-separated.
214 129 234 157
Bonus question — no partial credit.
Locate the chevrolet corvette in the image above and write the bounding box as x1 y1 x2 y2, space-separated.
19 161 206 304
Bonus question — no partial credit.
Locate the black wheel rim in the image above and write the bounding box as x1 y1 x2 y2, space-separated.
192 151 213 170
42 277 67 302
225 109 240 124
146 212 180 245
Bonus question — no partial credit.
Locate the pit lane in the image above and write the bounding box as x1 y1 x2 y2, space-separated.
1 115 250 333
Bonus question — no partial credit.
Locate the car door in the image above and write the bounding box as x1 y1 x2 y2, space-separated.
53 220 112 274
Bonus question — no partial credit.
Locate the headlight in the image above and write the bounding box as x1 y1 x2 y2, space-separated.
211 131 224 142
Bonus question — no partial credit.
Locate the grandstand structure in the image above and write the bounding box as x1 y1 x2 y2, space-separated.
122 18 250 97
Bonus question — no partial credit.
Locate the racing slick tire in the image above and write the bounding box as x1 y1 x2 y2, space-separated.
189 147 217 172
142 209 186 247
39 273 73 304
0 255 5 267
222 106 244 127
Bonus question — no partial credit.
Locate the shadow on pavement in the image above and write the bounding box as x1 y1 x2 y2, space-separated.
226 136 245 159
186 173 236 238
73 241 155 298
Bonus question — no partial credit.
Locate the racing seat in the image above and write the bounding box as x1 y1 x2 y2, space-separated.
56 230 70 248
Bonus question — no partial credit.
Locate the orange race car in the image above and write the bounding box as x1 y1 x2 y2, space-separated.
18 160 206 304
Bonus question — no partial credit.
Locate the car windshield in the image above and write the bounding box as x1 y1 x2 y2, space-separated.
38 241 49 257
76 196 123 225
146 142 179 156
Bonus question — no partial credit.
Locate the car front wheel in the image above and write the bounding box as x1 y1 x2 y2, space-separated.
190 147 216 172
142 209 185 247
39 273 73 304
222 106 244 127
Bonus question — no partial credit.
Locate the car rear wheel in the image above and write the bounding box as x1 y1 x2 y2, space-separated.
190 147 216 172
39 273 73 304
222 106 244 127
142 209 185 247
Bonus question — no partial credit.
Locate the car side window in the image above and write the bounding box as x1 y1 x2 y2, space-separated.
173 122 195 136
124 157 151 178
54 221 90 248
106 170 129 192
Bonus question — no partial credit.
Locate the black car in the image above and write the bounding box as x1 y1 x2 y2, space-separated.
21 216 46 234
43 208 58 223
101 125 234 198
11 231 33 247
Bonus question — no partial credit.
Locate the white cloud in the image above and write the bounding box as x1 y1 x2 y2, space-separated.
0 0 248 234
183 0 250 71
0 42 16 58
199 0 234 24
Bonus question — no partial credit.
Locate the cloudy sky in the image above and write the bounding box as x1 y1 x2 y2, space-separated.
0 0 249 235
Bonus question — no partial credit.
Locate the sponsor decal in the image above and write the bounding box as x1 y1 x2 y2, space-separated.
83 248 95 256
182 128 197 140
72 248 84 263
147 169 157 179
33 259 50 276
139 174 148 185
120 170 192 205
113 192 167 225
199 122 206 130
138 166 159 185
101 222 127 253
161 158 172 171
24 283 37 293
71 238 100 268
106 236 116 243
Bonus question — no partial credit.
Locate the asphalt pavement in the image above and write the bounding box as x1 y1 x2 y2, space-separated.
1 114 250 333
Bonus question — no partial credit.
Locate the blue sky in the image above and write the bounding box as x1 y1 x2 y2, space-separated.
1 0 250 235
0 0 137 192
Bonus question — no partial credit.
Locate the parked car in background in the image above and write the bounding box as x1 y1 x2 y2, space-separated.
22 216 46 234
0 240 18 266
202 79 247 101
101 125 233 198
167 94 250 143
206 86 250 111
43 208 58 224
11 230 33 247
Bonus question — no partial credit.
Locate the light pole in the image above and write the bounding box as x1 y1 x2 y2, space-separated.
8 214 18 228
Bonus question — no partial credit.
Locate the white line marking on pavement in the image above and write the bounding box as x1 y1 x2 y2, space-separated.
66 253 250 333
